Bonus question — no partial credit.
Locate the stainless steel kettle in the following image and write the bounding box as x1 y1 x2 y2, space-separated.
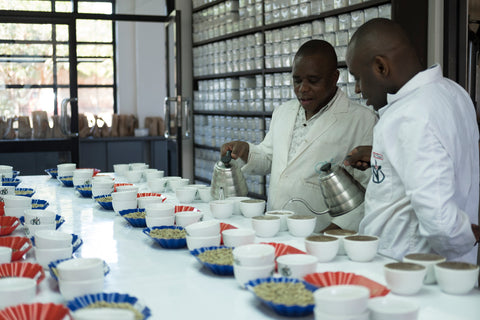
210 150 248 200
283 162 365 217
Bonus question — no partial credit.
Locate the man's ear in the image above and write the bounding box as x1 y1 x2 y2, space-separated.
372 55 389 78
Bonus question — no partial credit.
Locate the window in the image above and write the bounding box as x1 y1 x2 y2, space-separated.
0 0 115 127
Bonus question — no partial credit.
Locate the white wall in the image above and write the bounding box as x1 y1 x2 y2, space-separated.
428 0 444 67
115 0 167 128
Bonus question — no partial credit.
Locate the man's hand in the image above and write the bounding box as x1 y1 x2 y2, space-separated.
472 224 480 245
220 141 250 163
343 146 373 171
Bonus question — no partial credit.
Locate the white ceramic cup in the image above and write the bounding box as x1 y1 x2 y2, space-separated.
137 196 164 210
368 296 419 320
113 164 130 176
184 220 220 237
112 199 138 214
126 170 143 183
34 230 72 249
314 284 370 316
239 199 266 218
0 277 36 309
24 209 56 225
434 261 480 295
3 206 26 218
175 187 197 204
226 196 250 215
323 229 358 255
175 211 203 228
111 190 138 202
232 243 276 267
145 203 175 217
3 195 31 208
0 246 13 264
233 263 275 289
343 235 379 262
304 235 340 263
35 245 73 268
265 210 294 231
58 276 104 300
222 228 256 247
198 187 212 202
148 178 168 193
146 215 175 228
383 262 426 295
403 253 446 284
276 253 318 278
169 178 189 192
73 308 136 320
251 215 281 238
25 223 57 237
210 200 234 219
286 214 316 237
186 234 221 251
56 257 105 281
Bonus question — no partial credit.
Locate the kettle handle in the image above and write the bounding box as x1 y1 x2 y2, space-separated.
282 198 330 215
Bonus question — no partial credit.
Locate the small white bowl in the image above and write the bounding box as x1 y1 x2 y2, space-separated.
186 234 221 251
368 296 419 320
0 246 13 264
434 261 479 295
232 243 276 267
175 211 203 228
3 206 26 218
126 170 143 184
35 245 73 268
57 257 105 281
0 277 36 309
233 263 275 289
111 190 138 202
265 210 294 231
24 209 56 225
343 235 379 262
251 215 281 238
148 178 168 193
34 230 72 249
304 235 340 262
276 253 318 279
175 187 197 204
169 178 189 192
3 195 31 208
115 185 138 193
314 308 370 320
384 262 426 295
146 215 175 228
226 196 250 215
25 223 57 237
313 285 370 316
112 199 138 214
184 220 220 237
59 276 104 300
137 196 164 210
222 228 255 247
113 164 129 176
323 229 358 255
286 214 316 237
198 187 212 202
210 200 234 219
403 253 446 284
239 199 266 218
145 203 175 217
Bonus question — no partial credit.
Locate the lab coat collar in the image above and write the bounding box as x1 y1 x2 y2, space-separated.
380 64 443 117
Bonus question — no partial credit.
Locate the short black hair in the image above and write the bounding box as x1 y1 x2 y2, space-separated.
294 39 338 68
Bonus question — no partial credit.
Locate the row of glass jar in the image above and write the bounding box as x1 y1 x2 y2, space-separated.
195 115 266 130
197 76 262 92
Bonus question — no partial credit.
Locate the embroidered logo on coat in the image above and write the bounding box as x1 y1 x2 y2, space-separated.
371 159 385 184
373 152 383 160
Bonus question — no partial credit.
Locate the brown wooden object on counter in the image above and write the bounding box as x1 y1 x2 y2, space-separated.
17 116 32 139
32 111 49 139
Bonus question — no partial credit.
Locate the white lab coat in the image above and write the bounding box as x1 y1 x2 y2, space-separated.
360 65 479 264
242 89 377 232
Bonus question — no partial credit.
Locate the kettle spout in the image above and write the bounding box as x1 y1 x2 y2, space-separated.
282 198 330 215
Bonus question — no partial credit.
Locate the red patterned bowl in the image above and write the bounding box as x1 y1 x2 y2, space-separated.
0 236 33 261
0 262 45 284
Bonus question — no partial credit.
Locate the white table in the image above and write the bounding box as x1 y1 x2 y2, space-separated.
6 175 480 320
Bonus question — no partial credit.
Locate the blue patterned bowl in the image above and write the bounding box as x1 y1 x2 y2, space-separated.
75 184 92 198
15 188 35 197
31 199 49 209
66 292 151 319
45 168 58 179
119 208 146 227
2 178 21 187
94 194 113 210
190 245 234 276
245 277 317 317
143 226 186 249
58 176 74 187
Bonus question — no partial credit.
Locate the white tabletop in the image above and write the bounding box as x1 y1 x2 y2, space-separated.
5 174 480 320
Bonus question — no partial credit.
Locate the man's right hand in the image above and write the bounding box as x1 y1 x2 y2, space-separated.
343 146 372 171
221 141 250 163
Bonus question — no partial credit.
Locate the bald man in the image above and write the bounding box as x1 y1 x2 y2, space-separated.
221 39 377 233
344 18 480 264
